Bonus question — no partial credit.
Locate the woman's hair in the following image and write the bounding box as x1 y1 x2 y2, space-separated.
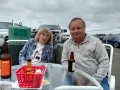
35 28 53 44
68 17 86 29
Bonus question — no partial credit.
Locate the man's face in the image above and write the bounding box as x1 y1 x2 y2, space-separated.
69 19 85 40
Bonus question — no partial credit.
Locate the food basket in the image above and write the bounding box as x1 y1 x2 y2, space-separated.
15 65 46 88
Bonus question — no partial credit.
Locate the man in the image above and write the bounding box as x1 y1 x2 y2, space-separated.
61 17 109 90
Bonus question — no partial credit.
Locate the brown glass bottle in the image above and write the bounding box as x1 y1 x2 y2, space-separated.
0 41 11 79
68 52 75 72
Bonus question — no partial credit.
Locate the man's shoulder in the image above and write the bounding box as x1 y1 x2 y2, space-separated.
88 34 100 41
64 38 72 44
87 34 103 45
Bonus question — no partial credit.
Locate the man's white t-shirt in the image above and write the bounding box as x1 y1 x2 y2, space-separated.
31 43 45 63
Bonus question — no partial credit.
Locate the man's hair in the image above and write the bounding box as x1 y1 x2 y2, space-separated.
68 17 86 29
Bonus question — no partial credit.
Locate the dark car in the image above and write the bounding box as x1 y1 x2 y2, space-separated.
95 34 106 41
105 34 120 48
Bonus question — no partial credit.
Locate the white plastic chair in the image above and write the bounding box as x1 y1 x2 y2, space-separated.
103 44 115 90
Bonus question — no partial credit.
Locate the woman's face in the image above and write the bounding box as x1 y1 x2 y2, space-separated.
38 31 50 45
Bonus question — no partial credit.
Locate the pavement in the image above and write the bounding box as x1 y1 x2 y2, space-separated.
112 48 120 90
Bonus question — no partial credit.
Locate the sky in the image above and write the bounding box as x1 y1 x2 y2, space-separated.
0 0 120 35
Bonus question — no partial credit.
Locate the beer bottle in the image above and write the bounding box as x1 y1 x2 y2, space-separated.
0 41 11 79
68 52 75 72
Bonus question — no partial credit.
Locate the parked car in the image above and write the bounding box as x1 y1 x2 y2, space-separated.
0 34 4 55
61 33 70 42
94 34 106 41
37 24 67 43
104 34 120 48
62 33 70 39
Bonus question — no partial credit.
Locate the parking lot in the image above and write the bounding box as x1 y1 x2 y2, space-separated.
112 48 120 90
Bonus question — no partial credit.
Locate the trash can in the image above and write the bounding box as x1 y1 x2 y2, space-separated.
52 43 63 64
8 26 31 66
56 44 63 64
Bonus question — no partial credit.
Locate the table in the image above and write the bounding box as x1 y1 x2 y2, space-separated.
0 63 103 90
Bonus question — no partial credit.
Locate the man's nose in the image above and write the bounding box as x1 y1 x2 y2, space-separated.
74 28 78 32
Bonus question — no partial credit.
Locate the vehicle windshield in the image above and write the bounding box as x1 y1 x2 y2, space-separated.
39 25 60 30
0 22 13 29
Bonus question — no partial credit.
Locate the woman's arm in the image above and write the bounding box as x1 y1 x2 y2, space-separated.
19 39 33 64
42 45 53 63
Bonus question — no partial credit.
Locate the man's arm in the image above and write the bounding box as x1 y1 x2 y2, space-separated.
93 41 109 83
61 41 69 66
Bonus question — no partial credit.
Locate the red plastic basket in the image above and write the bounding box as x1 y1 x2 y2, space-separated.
15 65 46 88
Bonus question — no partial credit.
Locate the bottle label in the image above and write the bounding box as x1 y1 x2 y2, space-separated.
72 62 75 71
68 61 75 72
0 60 1 75
0 60 10 76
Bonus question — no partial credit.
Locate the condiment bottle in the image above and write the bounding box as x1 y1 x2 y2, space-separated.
68 52 75 72
0 41 11 79
26 59 33 74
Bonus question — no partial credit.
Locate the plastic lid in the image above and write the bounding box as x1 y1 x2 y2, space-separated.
35 69 41 74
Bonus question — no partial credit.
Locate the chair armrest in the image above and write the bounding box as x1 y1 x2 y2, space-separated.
54 86 102 90
109 75 115 90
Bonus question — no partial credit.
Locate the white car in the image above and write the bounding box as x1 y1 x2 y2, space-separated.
0 22 19 41
62 33 70 40
0 34 4 47
0 34 4 54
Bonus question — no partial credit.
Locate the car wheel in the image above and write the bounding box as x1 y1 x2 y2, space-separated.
113 42 119 48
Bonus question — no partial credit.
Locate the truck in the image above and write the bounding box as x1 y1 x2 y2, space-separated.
32 24 67 43
0 22 19 41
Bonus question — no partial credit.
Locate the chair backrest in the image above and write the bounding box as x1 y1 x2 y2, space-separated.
7 40 28 65
103 44 114 84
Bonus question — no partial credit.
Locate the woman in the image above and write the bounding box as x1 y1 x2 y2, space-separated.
19 28 53 64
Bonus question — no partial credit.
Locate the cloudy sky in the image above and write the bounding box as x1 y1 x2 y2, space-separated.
0 0 120 34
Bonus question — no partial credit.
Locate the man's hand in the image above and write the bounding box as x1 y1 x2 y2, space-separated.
87 81 95 86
